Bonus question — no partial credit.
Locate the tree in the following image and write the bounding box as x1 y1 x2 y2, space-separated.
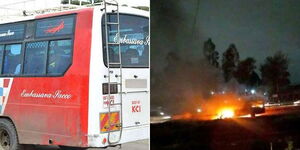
260 51 290 94
222 44 239 82
248 71 261 88
203 38 219 68
234 57 261 88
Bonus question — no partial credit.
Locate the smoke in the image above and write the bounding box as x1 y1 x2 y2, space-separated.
150 0 251 114
150 0 226 114
151 0 204 71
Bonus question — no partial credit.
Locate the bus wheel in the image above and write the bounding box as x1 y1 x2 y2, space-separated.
0 119 20 150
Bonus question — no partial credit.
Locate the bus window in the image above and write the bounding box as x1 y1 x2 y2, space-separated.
3 44 22 75
47 39 72 75
103 14 149 68
0 24 25 42
24 41 48 75
35 16 75 38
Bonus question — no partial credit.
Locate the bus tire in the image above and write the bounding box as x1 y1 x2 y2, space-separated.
0 118 21 150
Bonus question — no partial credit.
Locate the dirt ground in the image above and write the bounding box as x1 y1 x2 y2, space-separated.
151 112 300 150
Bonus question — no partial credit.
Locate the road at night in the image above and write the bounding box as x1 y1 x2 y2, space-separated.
151 105 300 150
263 105 300 116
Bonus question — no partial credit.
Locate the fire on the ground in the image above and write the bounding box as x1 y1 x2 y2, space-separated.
174 92 266 120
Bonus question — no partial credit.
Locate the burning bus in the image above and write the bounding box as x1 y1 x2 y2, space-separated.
174 91 266 120
235 91 266 117
208 91 266 119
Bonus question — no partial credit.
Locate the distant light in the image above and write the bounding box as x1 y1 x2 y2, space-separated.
222 91 225 94
210 91 215 95
162 116 171 119
197 108 202 113
252 104 264 108
294 101 300 105
250 89 256 94
263 92 267 96
245 89 248 92
160 112 164 116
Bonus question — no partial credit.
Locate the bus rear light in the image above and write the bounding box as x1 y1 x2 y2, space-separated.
102 83 118 94
102 138 107 144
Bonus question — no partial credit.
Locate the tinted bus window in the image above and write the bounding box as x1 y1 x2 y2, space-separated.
103 15 149 67
36 16 75 38
0 24 25 42
24 41 48 75
47 40 72 75
3 44 22 75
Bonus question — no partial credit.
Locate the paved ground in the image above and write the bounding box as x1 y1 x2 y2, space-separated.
106 139 149 150
23 139 149 150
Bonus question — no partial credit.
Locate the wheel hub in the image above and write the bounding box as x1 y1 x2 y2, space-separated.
0 129 10 150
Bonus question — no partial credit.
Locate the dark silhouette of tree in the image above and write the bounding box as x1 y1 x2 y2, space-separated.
260 51 290 94
248 71 261 88
203 38 219 68
212 51 219 68
234 57 261 88
222 44 239 82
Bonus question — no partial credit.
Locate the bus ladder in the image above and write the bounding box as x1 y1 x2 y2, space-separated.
103 0 123 145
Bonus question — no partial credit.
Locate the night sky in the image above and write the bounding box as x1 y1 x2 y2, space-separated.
151 0 300 84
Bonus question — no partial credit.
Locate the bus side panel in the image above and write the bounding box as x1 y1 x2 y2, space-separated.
3 9 93 147
75 8 93 147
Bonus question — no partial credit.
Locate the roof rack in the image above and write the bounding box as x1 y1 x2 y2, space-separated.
0 0 101 22
0 0 148 22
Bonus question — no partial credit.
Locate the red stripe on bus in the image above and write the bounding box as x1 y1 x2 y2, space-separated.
100 114 109 129
3 79 9 88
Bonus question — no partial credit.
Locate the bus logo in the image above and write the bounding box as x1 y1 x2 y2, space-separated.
132 100 141 113
0 30 15 37
44 20 65 34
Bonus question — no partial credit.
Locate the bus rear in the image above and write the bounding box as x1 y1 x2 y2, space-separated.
87 6 150 147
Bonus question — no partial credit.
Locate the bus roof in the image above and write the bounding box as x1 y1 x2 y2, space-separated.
0 4 149 24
